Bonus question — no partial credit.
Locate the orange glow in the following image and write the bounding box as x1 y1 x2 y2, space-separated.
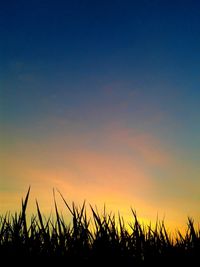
1 125 200 232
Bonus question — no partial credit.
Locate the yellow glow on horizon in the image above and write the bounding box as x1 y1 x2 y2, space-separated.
1 125 200 233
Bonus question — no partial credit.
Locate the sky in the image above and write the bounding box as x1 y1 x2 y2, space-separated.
1 0 200 230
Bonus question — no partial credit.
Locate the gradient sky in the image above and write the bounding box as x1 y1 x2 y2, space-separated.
1 0 200 230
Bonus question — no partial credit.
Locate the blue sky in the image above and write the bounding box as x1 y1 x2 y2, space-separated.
1 0 200 228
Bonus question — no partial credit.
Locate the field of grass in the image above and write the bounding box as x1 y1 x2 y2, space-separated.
0 188 199 267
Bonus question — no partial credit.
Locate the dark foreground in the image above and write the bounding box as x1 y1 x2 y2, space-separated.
0 189 199 267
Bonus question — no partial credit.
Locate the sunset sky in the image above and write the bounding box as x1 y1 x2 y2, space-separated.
1 0 200 230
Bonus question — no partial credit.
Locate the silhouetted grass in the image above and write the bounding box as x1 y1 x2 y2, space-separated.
0 188 199 267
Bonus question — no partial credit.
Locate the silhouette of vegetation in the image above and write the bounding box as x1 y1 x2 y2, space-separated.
0 188 199 267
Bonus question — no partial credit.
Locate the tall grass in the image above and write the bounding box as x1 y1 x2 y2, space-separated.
0 188 199 266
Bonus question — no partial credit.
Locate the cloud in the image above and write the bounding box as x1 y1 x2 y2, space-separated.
110 127 170 167
2 118 199 230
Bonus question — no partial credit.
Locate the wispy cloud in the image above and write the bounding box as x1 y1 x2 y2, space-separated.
1 118 200 229
111 127 170 167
